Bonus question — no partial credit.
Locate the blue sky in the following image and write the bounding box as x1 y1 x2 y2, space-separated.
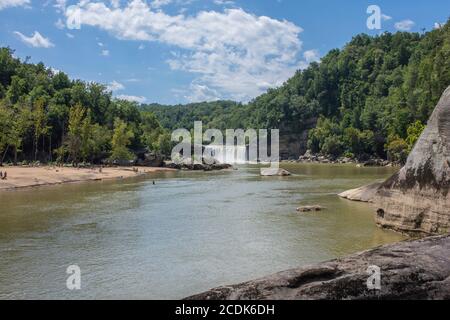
0 0 449 104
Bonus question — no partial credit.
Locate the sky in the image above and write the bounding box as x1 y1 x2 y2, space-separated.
0 0 449 105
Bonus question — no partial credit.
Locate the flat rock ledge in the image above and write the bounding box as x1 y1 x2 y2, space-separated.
185 235 450 300
338 182 382 203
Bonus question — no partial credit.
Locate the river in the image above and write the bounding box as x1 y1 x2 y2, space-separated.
0 164 405 299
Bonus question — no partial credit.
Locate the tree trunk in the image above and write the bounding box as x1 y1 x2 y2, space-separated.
49 135 52 162
1 145 10 165
42 135 45 162
14 146 17 165
34 137 38 161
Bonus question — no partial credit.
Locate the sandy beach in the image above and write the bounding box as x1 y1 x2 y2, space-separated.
0 166 176 191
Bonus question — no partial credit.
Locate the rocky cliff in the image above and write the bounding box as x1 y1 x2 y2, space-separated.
186 235 450 300
373 86 450 235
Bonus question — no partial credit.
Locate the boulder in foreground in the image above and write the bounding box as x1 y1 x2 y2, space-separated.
374 86 450 235
185 235 450 300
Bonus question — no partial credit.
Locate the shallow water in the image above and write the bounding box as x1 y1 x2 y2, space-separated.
0 164 405 299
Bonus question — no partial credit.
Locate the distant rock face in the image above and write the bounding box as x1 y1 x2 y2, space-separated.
374 86 450 235
279 118 318 160
185 235 450 300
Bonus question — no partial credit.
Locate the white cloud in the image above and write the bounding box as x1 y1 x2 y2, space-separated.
214 0 235 6
66 32 75 38
53 0 66 13
395 19 415 31
110 0 120 9
434 22 443 30
101 49 110 56
303 49 320 63
63 0 305 102
0 0 30 10
107 80 125 91
381 14 392 21
150 0 172 8
116 94 147 103
185 83 221 103
14 31 55 48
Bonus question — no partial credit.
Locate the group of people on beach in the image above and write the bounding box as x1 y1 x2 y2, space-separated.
0 171 7 180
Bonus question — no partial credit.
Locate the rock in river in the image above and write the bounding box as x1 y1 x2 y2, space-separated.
260 168 292 176
296 205 324 212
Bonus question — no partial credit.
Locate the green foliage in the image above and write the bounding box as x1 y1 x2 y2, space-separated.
144 20 450 160
0 48 170 164
406 120 426 151
65 103 86 164
386 135 409 164
0 19 449 164
110 118 134 162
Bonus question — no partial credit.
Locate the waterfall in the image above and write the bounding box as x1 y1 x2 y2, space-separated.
204 145 247 164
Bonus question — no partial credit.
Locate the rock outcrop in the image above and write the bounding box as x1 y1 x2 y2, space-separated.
373 86 450 235
185 235 450 300
338 182 382 202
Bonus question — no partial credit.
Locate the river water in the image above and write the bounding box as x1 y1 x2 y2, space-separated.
0 164 405 299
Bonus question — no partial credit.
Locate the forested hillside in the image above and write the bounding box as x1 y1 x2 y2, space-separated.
146 19 450 162
0 48 171 165
1 19 449 165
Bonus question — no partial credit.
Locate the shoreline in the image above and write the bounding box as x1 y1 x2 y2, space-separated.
0 166 176 192
186 235 450 300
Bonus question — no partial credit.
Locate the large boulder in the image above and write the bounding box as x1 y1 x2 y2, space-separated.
137 152 165 167
374 86 450 235
185 235 450 300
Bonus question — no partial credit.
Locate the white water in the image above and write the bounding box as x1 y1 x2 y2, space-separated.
204 145 247 164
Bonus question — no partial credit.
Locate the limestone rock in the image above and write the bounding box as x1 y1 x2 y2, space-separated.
338 182 382 203
374 86 450 235
260 168 292 176
185 235 450 300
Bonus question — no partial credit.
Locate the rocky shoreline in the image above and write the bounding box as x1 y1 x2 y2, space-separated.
186 235 450 300
281 150 397 167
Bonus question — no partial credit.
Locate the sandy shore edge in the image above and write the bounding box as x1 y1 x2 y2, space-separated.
0 166 176 191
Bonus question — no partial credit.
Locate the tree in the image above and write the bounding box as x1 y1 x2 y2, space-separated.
32 97 50 161
110 118 134 162
140 111 163 152
156 132 172 156
406 120 426 152
386 135 409 164
66 103 86 164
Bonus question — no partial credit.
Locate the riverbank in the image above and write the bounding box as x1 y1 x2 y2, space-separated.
0 166 176 191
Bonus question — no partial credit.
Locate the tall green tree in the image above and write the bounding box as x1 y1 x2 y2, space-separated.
110 118 134 162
